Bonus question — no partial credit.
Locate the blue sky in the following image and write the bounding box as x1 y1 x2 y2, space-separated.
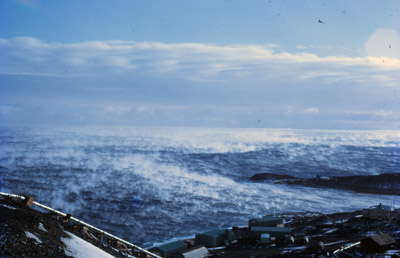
1 0 399 129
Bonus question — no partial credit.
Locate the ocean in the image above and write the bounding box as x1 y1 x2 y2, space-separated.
0 126 399 247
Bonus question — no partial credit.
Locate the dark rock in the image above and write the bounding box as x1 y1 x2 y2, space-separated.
0 196 124 257
250 172 400 195
249 173 297 182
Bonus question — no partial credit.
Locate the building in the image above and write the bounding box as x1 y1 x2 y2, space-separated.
195 229 235 248
248 216 283 229
361 234 396 253
149 241 188 258
362 204 397 220
172 245 208 258
250 226 293 239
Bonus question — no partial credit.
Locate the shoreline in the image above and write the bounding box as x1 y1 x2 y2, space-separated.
1 194 399 258
250 172 400 196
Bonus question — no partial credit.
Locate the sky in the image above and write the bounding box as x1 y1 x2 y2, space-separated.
0 0 399 129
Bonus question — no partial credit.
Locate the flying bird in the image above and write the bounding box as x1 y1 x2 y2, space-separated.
318 19 325 24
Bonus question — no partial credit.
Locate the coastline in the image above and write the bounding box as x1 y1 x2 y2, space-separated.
1 194 399 258
250 172 400 196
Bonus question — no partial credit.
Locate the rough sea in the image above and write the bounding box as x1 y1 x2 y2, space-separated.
0 126 399 247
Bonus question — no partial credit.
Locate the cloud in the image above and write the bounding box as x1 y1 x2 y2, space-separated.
304 108 320 114
1 37 399 87
104 105 132 114
1 36 399 129
296 45 307 50
345 109 393 119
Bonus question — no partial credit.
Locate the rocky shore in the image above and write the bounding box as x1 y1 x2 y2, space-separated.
0 195 127 258
250 172 400 195
1 194 399 258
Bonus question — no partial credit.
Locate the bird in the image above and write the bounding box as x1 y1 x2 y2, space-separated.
318 19 325 24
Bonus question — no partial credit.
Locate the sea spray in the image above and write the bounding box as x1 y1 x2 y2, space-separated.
1 126 399 246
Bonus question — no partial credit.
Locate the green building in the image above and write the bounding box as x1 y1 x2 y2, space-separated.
149 241 188 258
250 226 292 239
195 229 235 248
248 216 283 229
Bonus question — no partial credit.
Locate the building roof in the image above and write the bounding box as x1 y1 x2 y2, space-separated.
251 227 292 233
367 234 396 246
151 241 187 253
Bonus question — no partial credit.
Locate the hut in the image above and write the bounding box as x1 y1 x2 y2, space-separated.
248 216 282 229
361 234 396 253
172 245 208 258
195 229 235 248
149 241 188 258
250 226 292 239
362 204 396 220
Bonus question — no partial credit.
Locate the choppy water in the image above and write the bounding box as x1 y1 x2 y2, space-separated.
0 126 399 247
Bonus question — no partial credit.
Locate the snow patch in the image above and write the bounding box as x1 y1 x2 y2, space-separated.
1 204 17 210
61 231 115 258
24 231 42 244
38 222 47 232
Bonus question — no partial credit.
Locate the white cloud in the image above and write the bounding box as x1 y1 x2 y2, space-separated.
345 109 393 119
304 108 320 114
1 37 399 87
102 103 187 116
373 109 392 118
104 105 132 114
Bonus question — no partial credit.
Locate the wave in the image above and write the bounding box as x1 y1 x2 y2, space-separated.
0 126 399 245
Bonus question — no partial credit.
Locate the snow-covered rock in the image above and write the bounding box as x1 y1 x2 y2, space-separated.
61 231 115 258
24 231 42 244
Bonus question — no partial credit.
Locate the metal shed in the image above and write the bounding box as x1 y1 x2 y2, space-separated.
195 229 235 248
361 233 396 253
149 241 188 258
250 226 292 239
172 245 208 258
248 216 283 229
